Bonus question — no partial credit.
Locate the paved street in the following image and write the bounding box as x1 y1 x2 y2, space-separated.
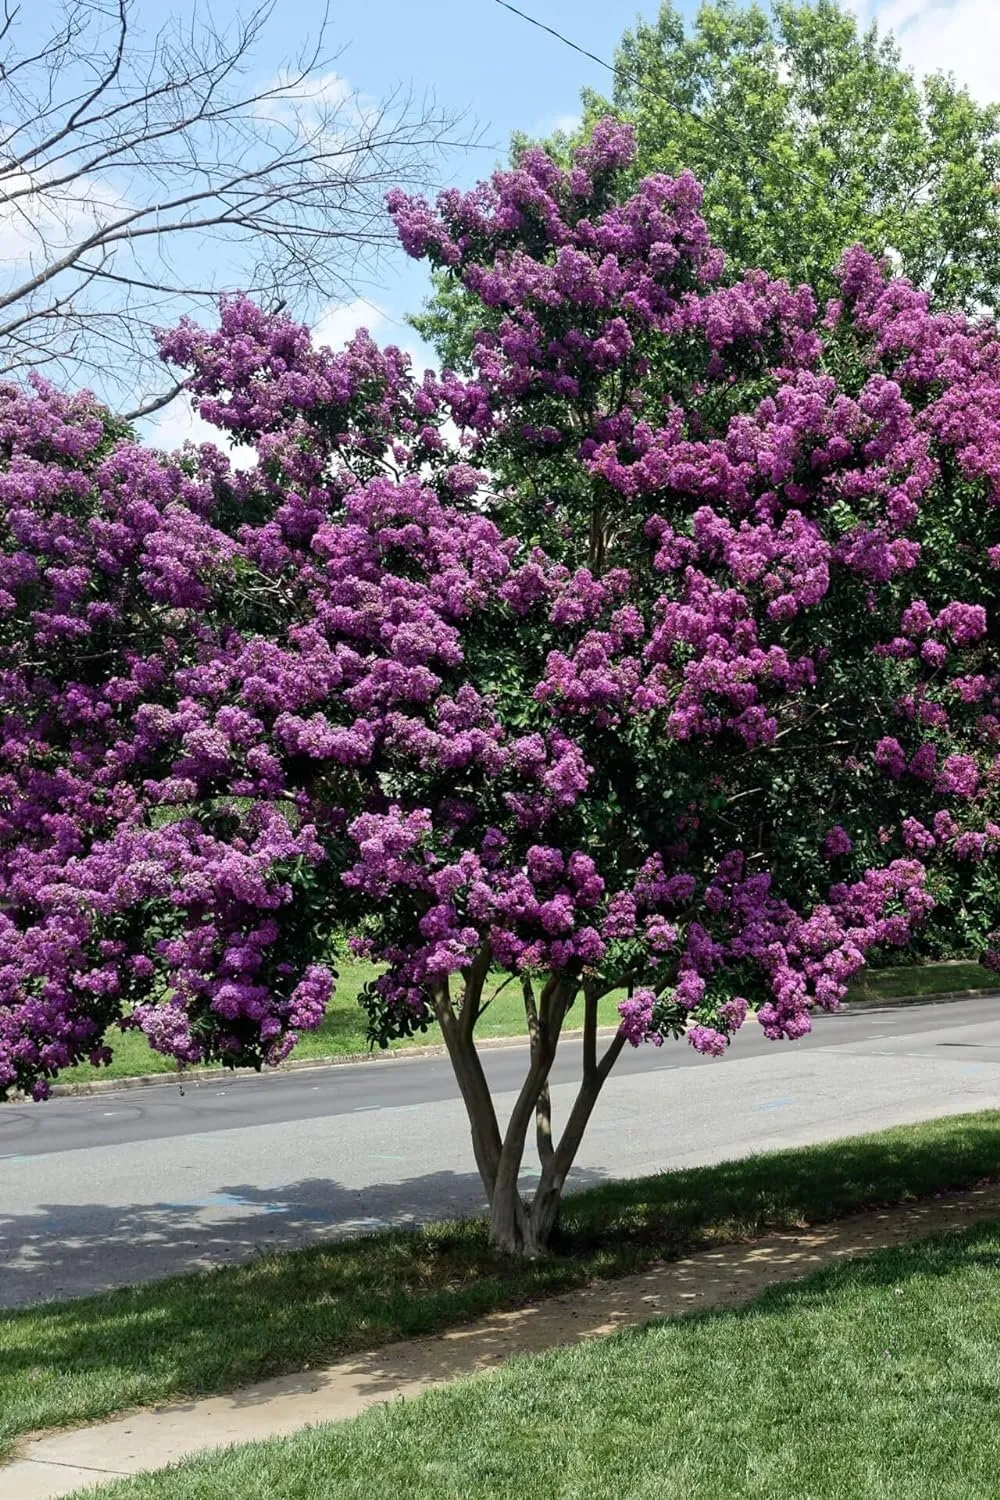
2 995 999 1308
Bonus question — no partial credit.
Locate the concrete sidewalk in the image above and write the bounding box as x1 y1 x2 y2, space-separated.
7 1180 1000 1499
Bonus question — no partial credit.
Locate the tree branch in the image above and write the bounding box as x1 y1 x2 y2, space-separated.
0 0 478 406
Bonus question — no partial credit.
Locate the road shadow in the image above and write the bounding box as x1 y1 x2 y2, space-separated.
0 1165 610 1310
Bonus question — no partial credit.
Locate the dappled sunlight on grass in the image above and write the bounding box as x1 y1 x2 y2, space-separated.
67 1220 1000 1499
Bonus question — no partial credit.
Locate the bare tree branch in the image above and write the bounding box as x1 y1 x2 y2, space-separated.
0 0 481 409
122 378 185 422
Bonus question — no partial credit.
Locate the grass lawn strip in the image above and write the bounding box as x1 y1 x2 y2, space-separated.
4 1109 1000 1466
68 1216 1000 1500
848 958 997 1005
55 959 997 1088
56 955 622 1086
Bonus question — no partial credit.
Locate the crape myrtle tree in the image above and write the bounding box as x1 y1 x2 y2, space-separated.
1 124 999 1255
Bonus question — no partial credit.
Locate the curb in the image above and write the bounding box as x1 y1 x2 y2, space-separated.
49 1025 623 1100
47 987 997 1100
843 987 997 1011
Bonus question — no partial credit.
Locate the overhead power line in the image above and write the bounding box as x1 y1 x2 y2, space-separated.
493 0 616 78
491 0 829 197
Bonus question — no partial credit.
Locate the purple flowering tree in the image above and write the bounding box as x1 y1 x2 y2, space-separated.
2 122 998 1255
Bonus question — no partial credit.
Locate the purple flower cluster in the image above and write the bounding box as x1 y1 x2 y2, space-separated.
2 124 998 1099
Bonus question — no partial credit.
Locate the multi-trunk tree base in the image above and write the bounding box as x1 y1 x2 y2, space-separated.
434 961 625 1257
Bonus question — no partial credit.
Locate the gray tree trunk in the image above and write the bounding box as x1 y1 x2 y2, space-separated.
437 967 626 1257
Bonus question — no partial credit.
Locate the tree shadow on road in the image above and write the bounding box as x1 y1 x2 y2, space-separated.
0 1164 612 1309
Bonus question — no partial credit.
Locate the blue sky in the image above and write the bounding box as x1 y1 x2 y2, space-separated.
134 0 998 447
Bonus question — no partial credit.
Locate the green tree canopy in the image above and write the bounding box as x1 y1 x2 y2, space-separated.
605 0 1000 310
414 0 1000 368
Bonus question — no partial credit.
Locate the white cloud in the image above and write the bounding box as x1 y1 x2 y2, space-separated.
277 69 353 111
0 171 126 274
313 296 436 381
146 392 257 470
525 111 583 142
312 296 387 349
256 67 383 166
255 69 353 132
858 0 1000 103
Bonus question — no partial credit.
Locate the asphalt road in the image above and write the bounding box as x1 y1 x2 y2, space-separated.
2 994 999 1308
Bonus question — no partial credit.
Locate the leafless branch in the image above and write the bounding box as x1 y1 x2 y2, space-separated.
122 378 185 422
0 0 479 409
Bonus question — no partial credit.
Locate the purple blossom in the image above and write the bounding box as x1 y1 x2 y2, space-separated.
688 1025 728 1057
822 826 853 858
618 988 656 1046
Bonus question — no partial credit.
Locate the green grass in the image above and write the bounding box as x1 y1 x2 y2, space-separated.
848 959 993 1004
57 959 624 1085
80 1220 1000 1500
57 958 998 1087
4 1109 1000 1465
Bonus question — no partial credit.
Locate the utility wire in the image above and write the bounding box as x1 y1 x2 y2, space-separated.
494 0 616 79
491 0 829 196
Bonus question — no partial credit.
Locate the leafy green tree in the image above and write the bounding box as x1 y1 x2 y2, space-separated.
413 0 1000 369
604 0 1000 311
